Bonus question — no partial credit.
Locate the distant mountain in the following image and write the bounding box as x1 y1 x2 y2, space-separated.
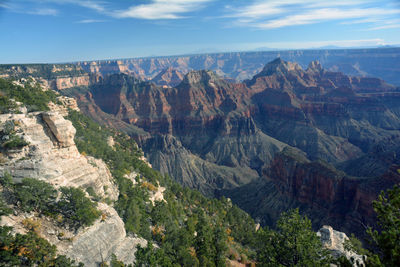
77 47 400 86
151 67 185 87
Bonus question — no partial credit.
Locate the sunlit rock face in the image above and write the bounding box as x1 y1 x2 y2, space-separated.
0 111 118 201
0 110 149 266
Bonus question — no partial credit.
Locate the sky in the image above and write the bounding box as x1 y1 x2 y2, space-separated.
1 0 400 63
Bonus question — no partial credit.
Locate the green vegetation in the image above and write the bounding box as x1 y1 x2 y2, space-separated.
86 186 101 202
0 226 82 266
14 178 57 213
344 233 369 256
0 121 29 149
0 77 58 113
0 175 101 230
367 184 400 266
256 209 331 267
0 64 85 79
1 134 29 149
0 94 17 114
57 187 101 229
0 197 11 217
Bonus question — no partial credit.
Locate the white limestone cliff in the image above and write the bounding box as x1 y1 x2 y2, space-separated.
0 110 147 266
0 111 118 200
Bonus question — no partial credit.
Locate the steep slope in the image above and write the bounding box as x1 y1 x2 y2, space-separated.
72 70 290 196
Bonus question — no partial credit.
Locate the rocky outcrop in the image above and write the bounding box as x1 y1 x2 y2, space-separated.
50 75 90 90
0 110 151 266
318 225 365 266
42 112 76 147
62 203 147 266
48 96 80 116
0 198 147 266
0 112 118 201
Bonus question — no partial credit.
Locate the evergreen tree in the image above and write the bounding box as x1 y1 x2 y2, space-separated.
257 209 331 266
367 184 400 266
213 224 228 266
14 178 57 213
195 212 215 267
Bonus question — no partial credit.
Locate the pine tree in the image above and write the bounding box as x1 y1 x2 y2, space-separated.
257 209 331 266
367 184 400 266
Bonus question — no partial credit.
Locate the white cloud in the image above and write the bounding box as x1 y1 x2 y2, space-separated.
76 19 105 23
369 24 400 30
256 8 400 29
113 0 213 20
228 0 400 30
0 3 10 9
23 0 108 13
22 0 213 20
27 8 58 16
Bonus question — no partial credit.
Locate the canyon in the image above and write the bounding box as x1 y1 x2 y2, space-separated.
1 48 400 239
58 56 400 238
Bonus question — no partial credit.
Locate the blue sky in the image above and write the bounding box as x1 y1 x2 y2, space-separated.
1 0 400 63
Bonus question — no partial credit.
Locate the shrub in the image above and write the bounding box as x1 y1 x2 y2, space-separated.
57 187 101 229
0 78 58 113
0 226 80 266
1 134 29 149
86 186 101 202
13 178 57 213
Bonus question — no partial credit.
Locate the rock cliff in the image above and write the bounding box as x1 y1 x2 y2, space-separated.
222 147 400 238
0 111 118 200
0 109 149 266
50 75 90 90
318 225 365 266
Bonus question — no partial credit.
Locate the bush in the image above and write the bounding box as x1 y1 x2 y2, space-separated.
0 78 58 113
57 187 101 229
1 134 29 149
0 226 80 266
86 186 101 202
13 178 57 213
0 197 11 217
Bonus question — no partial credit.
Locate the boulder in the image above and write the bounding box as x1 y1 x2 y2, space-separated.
317 225 365 266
